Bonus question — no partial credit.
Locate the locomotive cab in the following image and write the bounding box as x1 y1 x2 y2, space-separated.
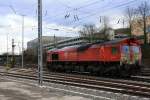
120 44 141 76
121 45 141 65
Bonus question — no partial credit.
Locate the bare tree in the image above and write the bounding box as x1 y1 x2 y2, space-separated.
79 24 97 43
99 16 115 40
98 16 110 32
138 1 150 44
79 16 112 42
125 7 137 36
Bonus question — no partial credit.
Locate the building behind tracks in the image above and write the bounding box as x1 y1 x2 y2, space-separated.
43 37 88 50
27 36 70 54
132 16 150 44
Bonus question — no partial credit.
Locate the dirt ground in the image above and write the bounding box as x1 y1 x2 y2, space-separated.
0 78 91 100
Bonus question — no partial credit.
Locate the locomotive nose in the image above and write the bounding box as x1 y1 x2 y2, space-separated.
121 45 141 65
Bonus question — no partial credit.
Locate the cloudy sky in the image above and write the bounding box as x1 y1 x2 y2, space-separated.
0 0 149 54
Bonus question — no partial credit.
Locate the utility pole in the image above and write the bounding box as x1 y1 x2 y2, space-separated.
21 15 25 68
38 0 43 86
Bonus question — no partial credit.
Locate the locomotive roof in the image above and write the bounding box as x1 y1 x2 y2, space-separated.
99 38 128 45
75 39 119 52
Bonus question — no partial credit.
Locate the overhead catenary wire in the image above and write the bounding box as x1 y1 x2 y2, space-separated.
57 0 102 14
43 0 105 20
0 2 37 18
43 0 116 24
74 0 137 22
43 0 137 27
0 0 143 34
70 0 138 27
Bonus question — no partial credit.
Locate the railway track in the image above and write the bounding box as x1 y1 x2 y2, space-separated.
131 76 150 83
6 67 150 85
0 67 150 98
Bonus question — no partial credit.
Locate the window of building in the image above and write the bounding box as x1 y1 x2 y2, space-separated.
146 26 150 33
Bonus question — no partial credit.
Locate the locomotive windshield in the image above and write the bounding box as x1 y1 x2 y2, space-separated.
131 46 140 64
122 46 130 54
121 46 130 64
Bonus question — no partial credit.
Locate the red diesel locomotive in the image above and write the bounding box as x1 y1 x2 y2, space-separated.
46 38 142 76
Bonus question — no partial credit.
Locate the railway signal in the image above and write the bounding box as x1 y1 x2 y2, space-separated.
12 39 15 68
